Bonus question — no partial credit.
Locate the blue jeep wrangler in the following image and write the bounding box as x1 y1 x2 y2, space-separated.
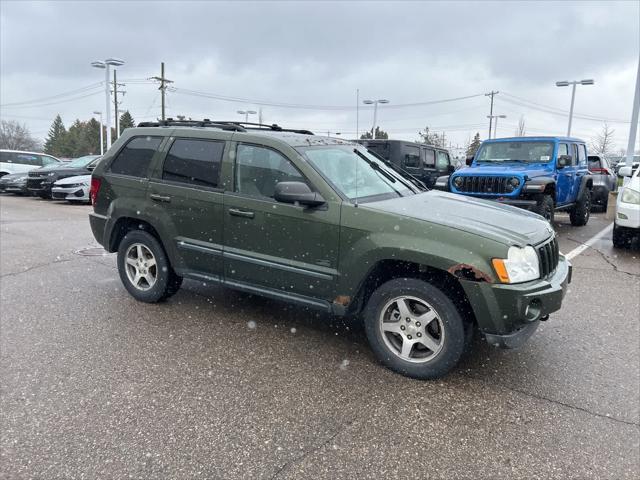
448 136 593 225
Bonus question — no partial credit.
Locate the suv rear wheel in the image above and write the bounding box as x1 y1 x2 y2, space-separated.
569 189 591 226
117 230 183 302
363 278 466 380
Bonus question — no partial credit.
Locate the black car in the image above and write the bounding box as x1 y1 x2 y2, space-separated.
27 155 100 198
355 139 455 188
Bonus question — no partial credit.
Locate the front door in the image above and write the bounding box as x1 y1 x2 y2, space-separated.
555 142 575 205
223 143 340 301
148 137 226 281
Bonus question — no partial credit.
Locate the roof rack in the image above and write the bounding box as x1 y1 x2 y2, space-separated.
213 121 314 135
137 119 246 131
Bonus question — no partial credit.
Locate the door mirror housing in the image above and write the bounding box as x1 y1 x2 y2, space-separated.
465 155 474 166
618 166 633 177
274 182 325 207
557 155 572 169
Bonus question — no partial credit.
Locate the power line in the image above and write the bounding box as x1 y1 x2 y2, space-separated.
0 90 103 109
168 87 485 111
0 82 103 107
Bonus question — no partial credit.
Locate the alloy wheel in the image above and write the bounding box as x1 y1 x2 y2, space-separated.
124 243 157 291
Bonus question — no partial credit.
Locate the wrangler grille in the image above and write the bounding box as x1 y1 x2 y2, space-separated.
454 175 511 194
537 236 559 278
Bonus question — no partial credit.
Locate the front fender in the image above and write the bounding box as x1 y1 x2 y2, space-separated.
576 174 593 199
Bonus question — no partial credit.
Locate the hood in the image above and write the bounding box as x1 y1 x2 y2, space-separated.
1 172 28 181
364 190 552 246
54 174 91 185
460 162 554 178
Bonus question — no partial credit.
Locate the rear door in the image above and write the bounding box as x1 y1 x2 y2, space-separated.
573 143 588 198
421 147 437 187
223 142 340 301
148 136 227 281
401 144 422 180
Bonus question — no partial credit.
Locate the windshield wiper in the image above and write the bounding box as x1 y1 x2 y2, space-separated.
353 149 399 184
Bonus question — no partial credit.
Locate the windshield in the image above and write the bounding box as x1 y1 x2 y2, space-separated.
67 155 99 168
298 145 414 202
476 141 554 163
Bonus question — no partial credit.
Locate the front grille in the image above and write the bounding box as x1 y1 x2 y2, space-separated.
28 171 46 178
537 236 559 278
26 178 46 189
454 175 511 194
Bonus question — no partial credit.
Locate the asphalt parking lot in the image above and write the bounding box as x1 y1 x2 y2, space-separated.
1 194 638 479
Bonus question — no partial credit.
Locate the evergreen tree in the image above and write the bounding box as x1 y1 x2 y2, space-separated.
82 118 102 155
119 111 135 134
44 115 67 157
360 126 389 140
466 132 482 157
65 119 85 157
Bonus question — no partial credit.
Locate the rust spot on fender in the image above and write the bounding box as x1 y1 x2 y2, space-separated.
447 263 493 283
333 295 351 306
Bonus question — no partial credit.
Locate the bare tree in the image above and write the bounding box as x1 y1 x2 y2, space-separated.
590 122 615 157
515 116 526 137
0 120 41 151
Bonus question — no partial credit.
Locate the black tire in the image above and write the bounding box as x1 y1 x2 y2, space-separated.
532 194 555 223
612 223 628 249
363 278 466 380
117 230 182 302
570 189 591 226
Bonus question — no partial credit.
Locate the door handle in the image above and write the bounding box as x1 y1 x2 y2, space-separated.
150 193 171 203
228 208 255 219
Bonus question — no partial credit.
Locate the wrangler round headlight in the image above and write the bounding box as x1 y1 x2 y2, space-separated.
453 177 463 188
509 177 520 187
492 246 540 284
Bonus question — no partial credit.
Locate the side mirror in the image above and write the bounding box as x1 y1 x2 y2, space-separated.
447 164 455 174
274 181 325 207
557 155 571 168
465 155 474 166
618 166 633 177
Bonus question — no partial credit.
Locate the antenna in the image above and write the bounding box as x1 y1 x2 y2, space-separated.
355 89 359 207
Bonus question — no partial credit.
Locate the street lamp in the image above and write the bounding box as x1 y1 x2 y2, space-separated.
362 99 389 138
237 110 257 122
556 79 594 136
487 114 506 139
93 111 103 155
91 57 125 150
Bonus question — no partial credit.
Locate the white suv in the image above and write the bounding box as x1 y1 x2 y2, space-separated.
0 150 60 176
613 164 640 248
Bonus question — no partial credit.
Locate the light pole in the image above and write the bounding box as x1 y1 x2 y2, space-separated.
487 114 506 139
91 58 125 150
237 110 257 122
362 99 389 138
556 79 594 137
93 111 104 155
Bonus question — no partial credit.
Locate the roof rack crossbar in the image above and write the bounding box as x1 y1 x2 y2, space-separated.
211 121 314 135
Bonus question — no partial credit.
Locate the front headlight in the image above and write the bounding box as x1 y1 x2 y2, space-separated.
621 188 640 205
453 177 463 188
492 246 540 284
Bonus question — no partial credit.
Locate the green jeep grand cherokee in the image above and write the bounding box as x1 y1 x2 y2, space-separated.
89 120 571 379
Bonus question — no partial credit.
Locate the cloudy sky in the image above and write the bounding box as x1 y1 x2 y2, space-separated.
1 0 638 152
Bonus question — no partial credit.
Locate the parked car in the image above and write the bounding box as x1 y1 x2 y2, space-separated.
0 149 60 177
27 155 100 199
52 174 91 203
355 139 455 188
89 120 571 380
447 136 593 225
613 165 640 248
0 172 30 195
612 155 640 173
587 155 617 209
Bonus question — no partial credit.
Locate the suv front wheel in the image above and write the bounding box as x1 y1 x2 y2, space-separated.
363 278 466 380
117 230 183 303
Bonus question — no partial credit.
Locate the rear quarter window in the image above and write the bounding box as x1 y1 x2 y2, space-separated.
109 136 162 177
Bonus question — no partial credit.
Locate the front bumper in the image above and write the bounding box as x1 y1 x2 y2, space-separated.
460 255 572 348
27 178 54 195
615 198 640 229
52 185 89 201
0 183 29 194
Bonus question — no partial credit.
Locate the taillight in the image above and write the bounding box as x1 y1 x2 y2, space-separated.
590 168 611 175
90 177 102 205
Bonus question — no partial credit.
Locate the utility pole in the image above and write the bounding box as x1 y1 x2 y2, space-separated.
150 62 173 121
485 91 499 139
625 58 640 167
112 70 125 139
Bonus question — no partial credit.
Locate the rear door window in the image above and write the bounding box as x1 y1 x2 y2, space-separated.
162 139 224 188
571 145 579 166
578 145 587 166
109 136 162 177
436 151 449 170
423 149 435 167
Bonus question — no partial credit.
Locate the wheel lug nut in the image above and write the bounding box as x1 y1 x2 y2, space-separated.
400 325 405 330
417 332 422 337
406 318 411 322
407 335 412 340
416 322 421 327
